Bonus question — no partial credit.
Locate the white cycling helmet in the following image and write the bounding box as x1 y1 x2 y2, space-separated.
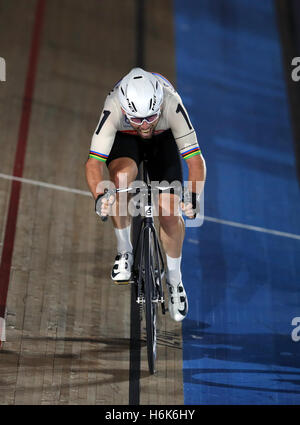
118 68 163 117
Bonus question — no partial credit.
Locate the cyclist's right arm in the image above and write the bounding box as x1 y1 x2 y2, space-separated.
85 158 115 219
85 92 120 199
85 157 106 200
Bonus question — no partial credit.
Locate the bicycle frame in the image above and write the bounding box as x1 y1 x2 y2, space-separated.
131 160 166 374
132 161 165 306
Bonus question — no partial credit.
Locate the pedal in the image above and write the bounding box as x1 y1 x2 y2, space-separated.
137 296 145 304
112 279 131 285
112 277 135 285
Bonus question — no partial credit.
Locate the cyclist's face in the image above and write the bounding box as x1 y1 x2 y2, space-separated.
130 117 159 139
122 108 160 139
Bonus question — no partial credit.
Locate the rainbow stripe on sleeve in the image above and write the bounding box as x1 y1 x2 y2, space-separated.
181 147 201 160
89 150 108 162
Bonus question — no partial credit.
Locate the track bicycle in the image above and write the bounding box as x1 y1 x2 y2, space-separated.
100 160 169 374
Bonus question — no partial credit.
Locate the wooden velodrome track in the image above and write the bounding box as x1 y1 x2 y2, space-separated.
0 0 184 405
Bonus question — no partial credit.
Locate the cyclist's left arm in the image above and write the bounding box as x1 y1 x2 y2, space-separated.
185 153 206 195
166 93 206 217
167 95 206 177
181 154 206 219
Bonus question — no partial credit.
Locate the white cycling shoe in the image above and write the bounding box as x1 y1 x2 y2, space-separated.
166 281 188 322
111 252 133 283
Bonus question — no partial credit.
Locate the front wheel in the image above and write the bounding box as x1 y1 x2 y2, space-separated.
144 227 157 375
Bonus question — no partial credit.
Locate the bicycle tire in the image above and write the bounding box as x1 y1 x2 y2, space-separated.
143 227 157 375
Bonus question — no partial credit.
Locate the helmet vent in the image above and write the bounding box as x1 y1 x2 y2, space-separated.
133 76 143 79
149 98 152 109
131 101 137 112
121 87 125 95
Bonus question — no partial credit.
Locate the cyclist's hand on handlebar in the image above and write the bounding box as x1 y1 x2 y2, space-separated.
181 201 195 219
95 190 115 221
181 191 200 219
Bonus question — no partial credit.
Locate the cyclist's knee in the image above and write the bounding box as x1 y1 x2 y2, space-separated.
158 193 181 218
108 158 138 188
158 214 181 230
113 171 130 189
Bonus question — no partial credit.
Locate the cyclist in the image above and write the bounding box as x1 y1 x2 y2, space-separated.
85 68 206 322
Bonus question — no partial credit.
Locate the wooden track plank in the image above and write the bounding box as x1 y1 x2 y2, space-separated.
0 0 184 405
145 0 177 85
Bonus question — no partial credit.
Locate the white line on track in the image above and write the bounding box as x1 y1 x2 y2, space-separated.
0 173 91 197
202 217 300 240
1 172 300 241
